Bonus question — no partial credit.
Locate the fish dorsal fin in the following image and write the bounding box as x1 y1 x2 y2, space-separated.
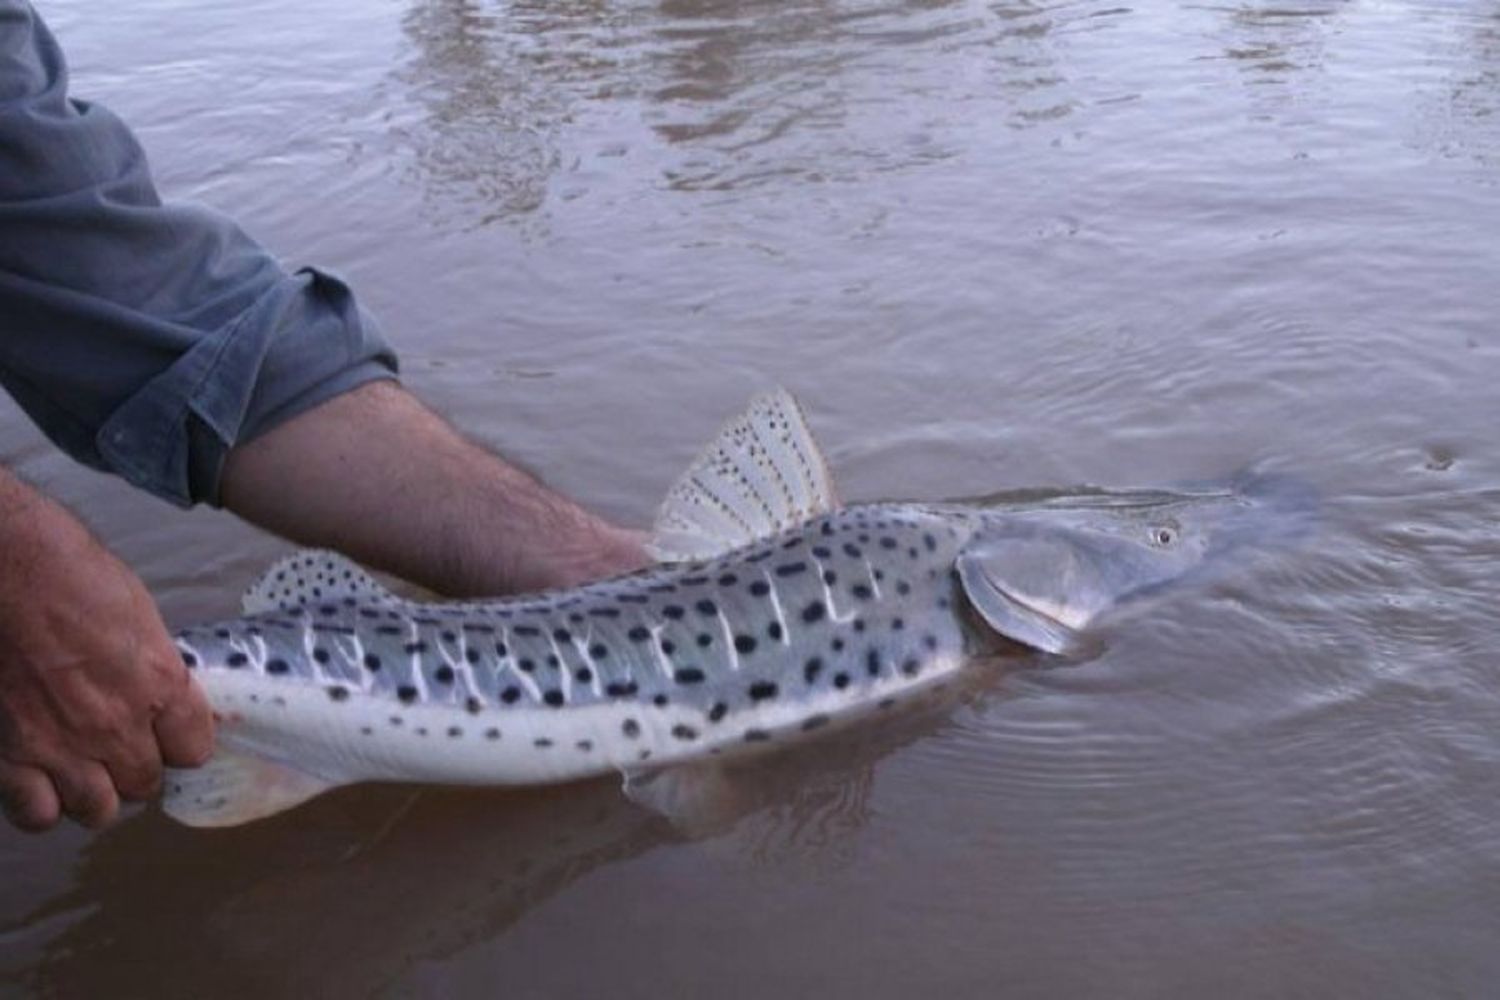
162 749 336 828
242 549 401 615
649 389 839 562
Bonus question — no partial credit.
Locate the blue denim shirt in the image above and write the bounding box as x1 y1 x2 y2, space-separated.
0 1 398 506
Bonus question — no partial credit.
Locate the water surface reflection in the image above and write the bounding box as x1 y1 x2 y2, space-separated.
22 678 978 996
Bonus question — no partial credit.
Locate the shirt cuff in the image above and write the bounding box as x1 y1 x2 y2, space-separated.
96 267 399 507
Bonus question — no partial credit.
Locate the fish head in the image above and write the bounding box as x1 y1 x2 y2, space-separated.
952 473 1312 654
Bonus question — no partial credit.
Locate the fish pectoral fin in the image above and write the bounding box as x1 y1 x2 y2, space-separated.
242 549 403 615
955 548 1086 655
649 388 839 563
621 761 749 837
162 750 338 828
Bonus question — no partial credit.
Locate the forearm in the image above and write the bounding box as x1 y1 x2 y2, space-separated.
219 382 649 598
0 462 42 525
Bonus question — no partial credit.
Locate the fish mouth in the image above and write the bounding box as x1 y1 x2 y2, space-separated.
956 472 1317 539
952 484 1237 513
1233 471 1318 515
1210 471 1319 552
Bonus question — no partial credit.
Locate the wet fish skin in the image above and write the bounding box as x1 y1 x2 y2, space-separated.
173 503 980 790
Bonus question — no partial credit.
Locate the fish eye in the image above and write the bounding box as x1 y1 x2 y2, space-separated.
1152 526 1176 546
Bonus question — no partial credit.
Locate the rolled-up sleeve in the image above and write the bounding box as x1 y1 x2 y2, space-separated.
0 1 398 506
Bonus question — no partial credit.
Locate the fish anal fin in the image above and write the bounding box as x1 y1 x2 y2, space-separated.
242 549 400 616
163 750 336 828
649 389 839 563
622 761 750 837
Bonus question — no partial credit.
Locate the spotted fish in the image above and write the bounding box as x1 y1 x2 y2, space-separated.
165 390 1302 827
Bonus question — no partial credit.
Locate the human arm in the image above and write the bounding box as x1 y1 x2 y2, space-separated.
220 381 648 597
0 0 644 835
0 387 648 834
0 466 213 831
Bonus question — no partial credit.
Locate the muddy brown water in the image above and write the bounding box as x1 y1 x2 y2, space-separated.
4 0 1500 996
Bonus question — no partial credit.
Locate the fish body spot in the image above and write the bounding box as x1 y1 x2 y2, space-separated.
749 681 778 701
804 657 824 683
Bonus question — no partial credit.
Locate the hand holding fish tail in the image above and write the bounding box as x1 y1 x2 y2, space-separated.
219 381 650 597
0 470 214 831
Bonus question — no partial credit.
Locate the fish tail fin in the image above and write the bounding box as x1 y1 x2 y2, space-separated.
163 749 337 828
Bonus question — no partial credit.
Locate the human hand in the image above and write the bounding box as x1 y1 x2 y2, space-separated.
0 487 214 832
